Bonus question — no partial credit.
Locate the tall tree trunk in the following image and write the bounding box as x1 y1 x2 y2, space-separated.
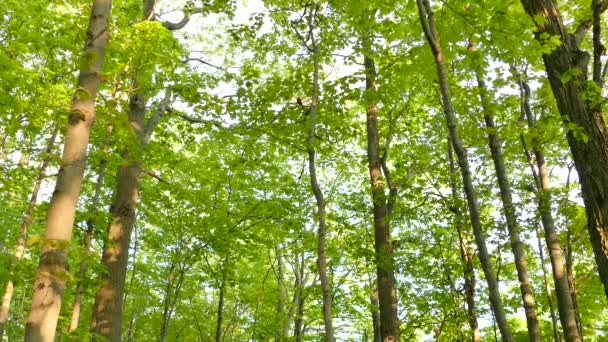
520 0 608 303
25 1 112 340
535 219 561 342
69 124 112 334
90 11 170 335
447 139 480 342
416 1 513 340
159 260 186 342
519 76 581 341
475 69 540 340
362 12 400 340
298 8 335 341
363 54 400 342
215 272 226 342
0 127 58 339
294 252 306 342
276 245 287 341
566 218 583 339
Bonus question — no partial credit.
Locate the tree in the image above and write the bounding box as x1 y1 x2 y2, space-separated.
416 0 514 340
24 1 112 340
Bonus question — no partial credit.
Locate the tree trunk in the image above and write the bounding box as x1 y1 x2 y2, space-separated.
475 69 540 340
416 1 513 340
566 220 583 339
447 139 480 342
519 76 581 342
362 14 400 340
370 289 381 342
0 127 58 340
294 252 306 342
301 9 335 341
520 0 608 303
159 260 185 342
91 17 170 338
215 273 226 342
24 1 112 340
276 245 287 341
69 124 112 334
535 219 561 342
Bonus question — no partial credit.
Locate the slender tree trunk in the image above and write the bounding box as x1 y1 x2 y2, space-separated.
475 70 540 340
0 127 58 339
276 245 287 341
370 289 381 342
520 0 608 303
25 1 112 340
69 124 112 334
125 224 140 342
447 139 480 342
566 221 583 339
215 276 226 342
159 260 185 342
294 252 306 342
519 76 581 342
300 10 335 341
535 219 561 342
362 14 400 340
416 1 513 340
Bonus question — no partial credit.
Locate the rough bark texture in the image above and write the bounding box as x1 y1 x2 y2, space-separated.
0 128 58 340
475 70 540 340
447 139 480 342
24 1 112 340
416 1 513 340
364 49 400 342
520 0 608 303
520 77 581 342
69 124 112 333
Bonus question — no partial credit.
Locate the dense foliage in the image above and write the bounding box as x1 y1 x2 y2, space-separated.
1 0 607 341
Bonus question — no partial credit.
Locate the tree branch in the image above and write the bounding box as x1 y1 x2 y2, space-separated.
159 8 203 31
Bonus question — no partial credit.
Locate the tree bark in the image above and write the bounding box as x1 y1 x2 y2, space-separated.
69 124 112 334
520 0 608 303
90 88 146 341
536 219 561 342
24 1 112 339
518 75 581 341
416 1 514 340
298 8 335 341
90 11 171 336
475 69 540 340
215 275 226 342
293 252 306 342
447 139 480 342
0 127 58 340
363 47 400 342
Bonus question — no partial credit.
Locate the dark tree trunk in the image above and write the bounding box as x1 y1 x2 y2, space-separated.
416 1 513 340
363 50 400 342
520 0 608 304
25 1 112 340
